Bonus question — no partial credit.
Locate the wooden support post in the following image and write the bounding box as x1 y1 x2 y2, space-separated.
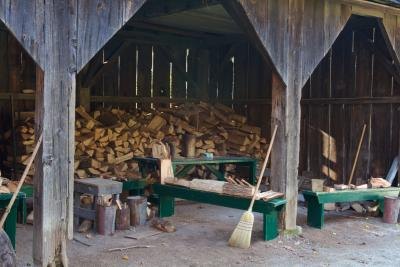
33 2 76 266
79 87 91 112
270 72 301 232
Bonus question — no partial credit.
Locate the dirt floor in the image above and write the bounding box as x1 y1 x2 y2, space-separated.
15 202 400 267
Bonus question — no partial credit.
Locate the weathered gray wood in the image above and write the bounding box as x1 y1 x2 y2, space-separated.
0 229 16 266
76 0 146 72
226 0 351 231
0 0 43 68
0 1 146 265
31 1 76 266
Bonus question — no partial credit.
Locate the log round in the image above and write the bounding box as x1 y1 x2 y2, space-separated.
0 229 16 267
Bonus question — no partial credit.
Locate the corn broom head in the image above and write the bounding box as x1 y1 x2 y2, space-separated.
228 211 254 249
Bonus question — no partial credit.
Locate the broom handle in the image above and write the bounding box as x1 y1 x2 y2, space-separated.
248 125 278 212
0 134 43 229
348 124 366 186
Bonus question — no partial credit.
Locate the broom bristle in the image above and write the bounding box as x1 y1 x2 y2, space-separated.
228 211 254 249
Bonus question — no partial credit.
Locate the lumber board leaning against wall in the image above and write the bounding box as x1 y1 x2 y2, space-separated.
223 0 351 231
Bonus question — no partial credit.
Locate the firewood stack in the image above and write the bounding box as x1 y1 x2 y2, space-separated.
1 102 269 181
1 117 36 182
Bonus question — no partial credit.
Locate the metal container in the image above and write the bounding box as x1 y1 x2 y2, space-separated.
383 196 400 224
97 205 116 235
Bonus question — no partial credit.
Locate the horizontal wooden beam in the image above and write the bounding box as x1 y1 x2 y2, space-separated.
301 96 400 105
119 27 244 48
0 93 35 100
90 95 272 104
134 0 220 20
340 0 400 15
5 92 400 106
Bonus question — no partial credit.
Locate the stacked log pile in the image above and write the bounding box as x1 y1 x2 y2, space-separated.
1 117 36 182
1 102 269 180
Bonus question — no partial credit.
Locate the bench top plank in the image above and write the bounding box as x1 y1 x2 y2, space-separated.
153 184 286 213
134 156 257 165
303 187 400 204
74 178 122 195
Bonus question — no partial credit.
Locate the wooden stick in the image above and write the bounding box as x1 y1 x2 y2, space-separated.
0 134 43 229
348 124 367 186
107 245 155 252
248 125 278 212
241 179 253 187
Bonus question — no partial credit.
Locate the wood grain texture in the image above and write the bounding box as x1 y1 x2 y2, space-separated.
0 1 146 265
226 0 352 230
77 0 146 72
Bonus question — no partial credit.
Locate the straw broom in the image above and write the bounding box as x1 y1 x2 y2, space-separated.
228 125 278 249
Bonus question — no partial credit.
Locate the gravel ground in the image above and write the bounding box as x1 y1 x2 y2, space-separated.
15 202 400 267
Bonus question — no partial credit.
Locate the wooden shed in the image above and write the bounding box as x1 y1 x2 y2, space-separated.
0 0 400 265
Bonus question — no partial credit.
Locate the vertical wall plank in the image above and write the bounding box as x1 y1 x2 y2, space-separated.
137 45 152 109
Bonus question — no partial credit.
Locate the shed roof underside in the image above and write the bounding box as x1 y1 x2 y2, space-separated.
369 0 400 7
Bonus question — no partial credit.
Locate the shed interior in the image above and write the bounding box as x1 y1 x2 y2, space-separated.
0 3 399 188
300 15 400 187
0 2 275 182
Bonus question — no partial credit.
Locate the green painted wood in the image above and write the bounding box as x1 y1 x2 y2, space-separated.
303 194 324 229
122 179 147 196
159 195 175 217
122 179 146 191
303 188 400 204
0 193 25 249
154 184 286 241
264 209 279 240
154 184 286 213
134 156 257 183
303 188 400 229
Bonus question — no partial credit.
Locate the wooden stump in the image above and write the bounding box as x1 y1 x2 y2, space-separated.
115 204 130 230
0 229 16 267
184 134 196 158
127 196 147 226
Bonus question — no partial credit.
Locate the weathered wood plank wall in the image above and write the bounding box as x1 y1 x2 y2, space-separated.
79 40 273 138
0 1 146 266
301 16 400 185
224 0 351 230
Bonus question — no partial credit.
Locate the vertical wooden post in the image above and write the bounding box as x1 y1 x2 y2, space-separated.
270 71 302 231
33 2 76 266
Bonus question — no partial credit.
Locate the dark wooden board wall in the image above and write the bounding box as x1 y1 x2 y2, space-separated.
300 17 400 185
78 39 273 138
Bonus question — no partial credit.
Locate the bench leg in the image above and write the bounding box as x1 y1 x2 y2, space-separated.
4 204 18 249
307 197 324 229
263 210 278 241
159 195 175 217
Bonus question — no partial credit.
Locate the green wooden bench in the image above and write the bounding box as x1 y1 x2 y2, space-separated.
153 183 286 241
134 156 257 183
303 187 400 229
122 179 147 196
0 192 26 249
